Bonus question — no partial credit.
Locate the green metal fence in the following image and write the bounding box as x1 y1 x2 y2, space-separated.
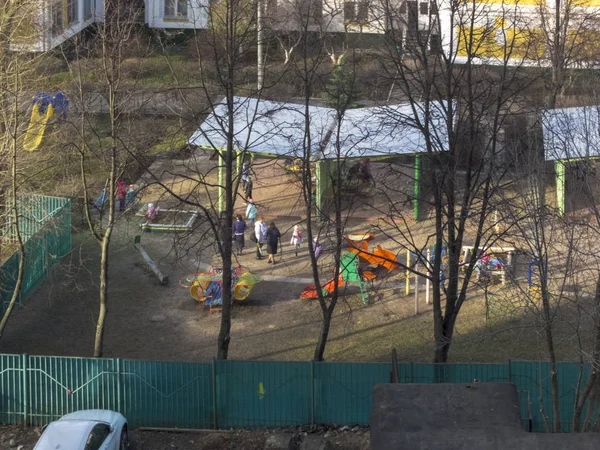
0 195 71 316
0 356 594 432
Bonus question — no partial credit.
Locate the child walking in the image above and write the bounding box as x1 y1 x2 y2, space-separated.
290 225 303 257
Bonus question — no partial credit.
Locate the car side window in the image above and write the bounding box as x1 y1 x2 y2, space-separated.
85 423 111 450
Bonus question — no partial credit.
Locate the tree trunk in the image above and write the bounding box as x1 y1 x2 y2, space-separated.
94 234 111 357
0 128 26 341
572 275 600 431
314 305 334 361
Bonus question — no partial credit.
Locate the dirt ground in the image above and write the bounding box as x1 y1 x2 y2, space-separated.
0 424 370 449
1 148 593 364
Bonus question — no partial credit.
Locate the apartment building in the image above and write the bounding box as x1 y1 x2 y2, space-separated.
16 0 600 68
13 0 207 52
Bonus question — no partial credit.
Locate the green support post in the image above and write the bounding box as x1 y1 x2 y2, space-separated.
236 151 242 182
315 160 322 216
414 154 420 221
555 160 565 216
218 150 224 214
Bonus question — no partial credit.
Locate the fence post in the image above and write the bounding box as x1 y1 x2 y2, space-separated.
212 358 218 430
311 361 315 426
410 362 414 383
22 354 28 426
508 359 512 383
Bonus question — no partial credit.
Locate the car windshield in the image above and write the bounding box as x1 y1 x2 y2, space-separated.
35 420 92 449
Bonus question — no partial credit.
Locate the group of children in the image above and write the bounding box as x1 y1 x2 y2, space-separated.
233 210 323 264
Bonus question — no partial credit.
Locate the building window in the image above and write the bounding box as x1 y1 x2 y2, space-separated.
84 0 93 19
399 1 406 13
165 0 188 18
51 0 64 36
430 1 437 14
299 0 322 23
419 2 428 15
356 2 368 23
344 1 368 23
67 0 79 26
312 0 323 21
430 34 441 54
344 2 355 22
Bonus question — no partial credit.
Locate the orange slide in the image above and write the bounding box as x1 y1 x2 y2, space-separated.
346 234 399 271
300 275 345 299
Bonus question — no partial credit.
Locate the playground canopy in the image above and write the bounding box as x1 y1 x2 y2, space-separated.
188 96 337 157
188 96 452 159
542 104 600 161
322 102 451 159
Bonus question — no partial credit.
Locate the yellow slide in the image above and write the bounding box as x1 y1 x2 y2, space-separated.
23 103 54 152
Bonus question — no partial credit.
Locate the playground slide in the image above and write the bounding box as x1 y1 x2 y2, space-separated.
371 245 400 271
349 240 399 270
24 103 54 152
300 275 345 299
94 188 109 207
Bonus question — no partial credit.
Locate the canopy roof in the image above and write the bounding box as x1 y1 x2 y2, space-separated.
189 96 450 159
322 102 450 158
543 105 600 161
188 97 336 156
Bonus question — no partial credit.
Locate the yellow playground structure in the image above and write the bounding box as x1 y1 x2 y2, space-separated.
180 266 261 312
23 92 68 152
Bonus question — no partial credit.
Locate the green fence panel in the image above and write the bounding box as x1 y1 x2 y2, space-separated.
556 362 592 433
510 361 554 432
398 363 413 382
412 363 435 383
0 354 24 424
21 236 46 299
27 356 118 426
1 355 599 432
0 195 71 318
0 253 20 317
314 362 390 425
437 363 509 383
215 360 311 428
121 359 213 429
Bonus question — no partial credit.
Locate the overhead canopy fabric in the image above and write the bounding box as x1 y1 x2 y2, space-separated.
188 96 337 157
189 96 451 159
322 102 451 159
543 105 600 161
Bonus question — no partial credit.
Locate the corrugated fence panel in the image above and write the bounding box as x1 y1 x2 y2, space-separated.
556 362 590 433
1 355 598 431
0 195 71 317
21 236 46 299
216 360 311 428
27 356 118 426
412 363 435 383
121 359 213 429
440 363 509 383
510 361 552 432
0 355 24 424
314 362 390 425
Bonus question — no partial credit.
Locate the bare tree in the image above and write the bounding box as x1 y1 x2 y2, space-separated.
0 0 44 341
371 0 539 363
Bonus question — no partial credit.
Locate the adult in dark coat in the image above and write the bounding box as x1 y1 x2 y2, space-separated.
265 222 281 264
232 215 247 255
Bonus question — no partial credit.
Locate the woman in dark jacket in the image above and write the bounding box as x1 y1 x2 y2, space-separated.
265 222 281 264
232 215 247 256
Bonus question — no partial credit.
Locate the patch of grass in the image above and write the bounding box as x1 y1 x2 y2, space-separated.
150 125 189 155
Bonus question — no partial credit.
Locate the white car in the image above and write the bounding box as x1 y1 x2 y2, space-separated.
33 409 128 450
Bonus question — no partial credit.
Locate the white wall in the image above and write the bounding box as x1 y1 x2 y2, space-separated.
10 0 99 52
144 0 208 29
